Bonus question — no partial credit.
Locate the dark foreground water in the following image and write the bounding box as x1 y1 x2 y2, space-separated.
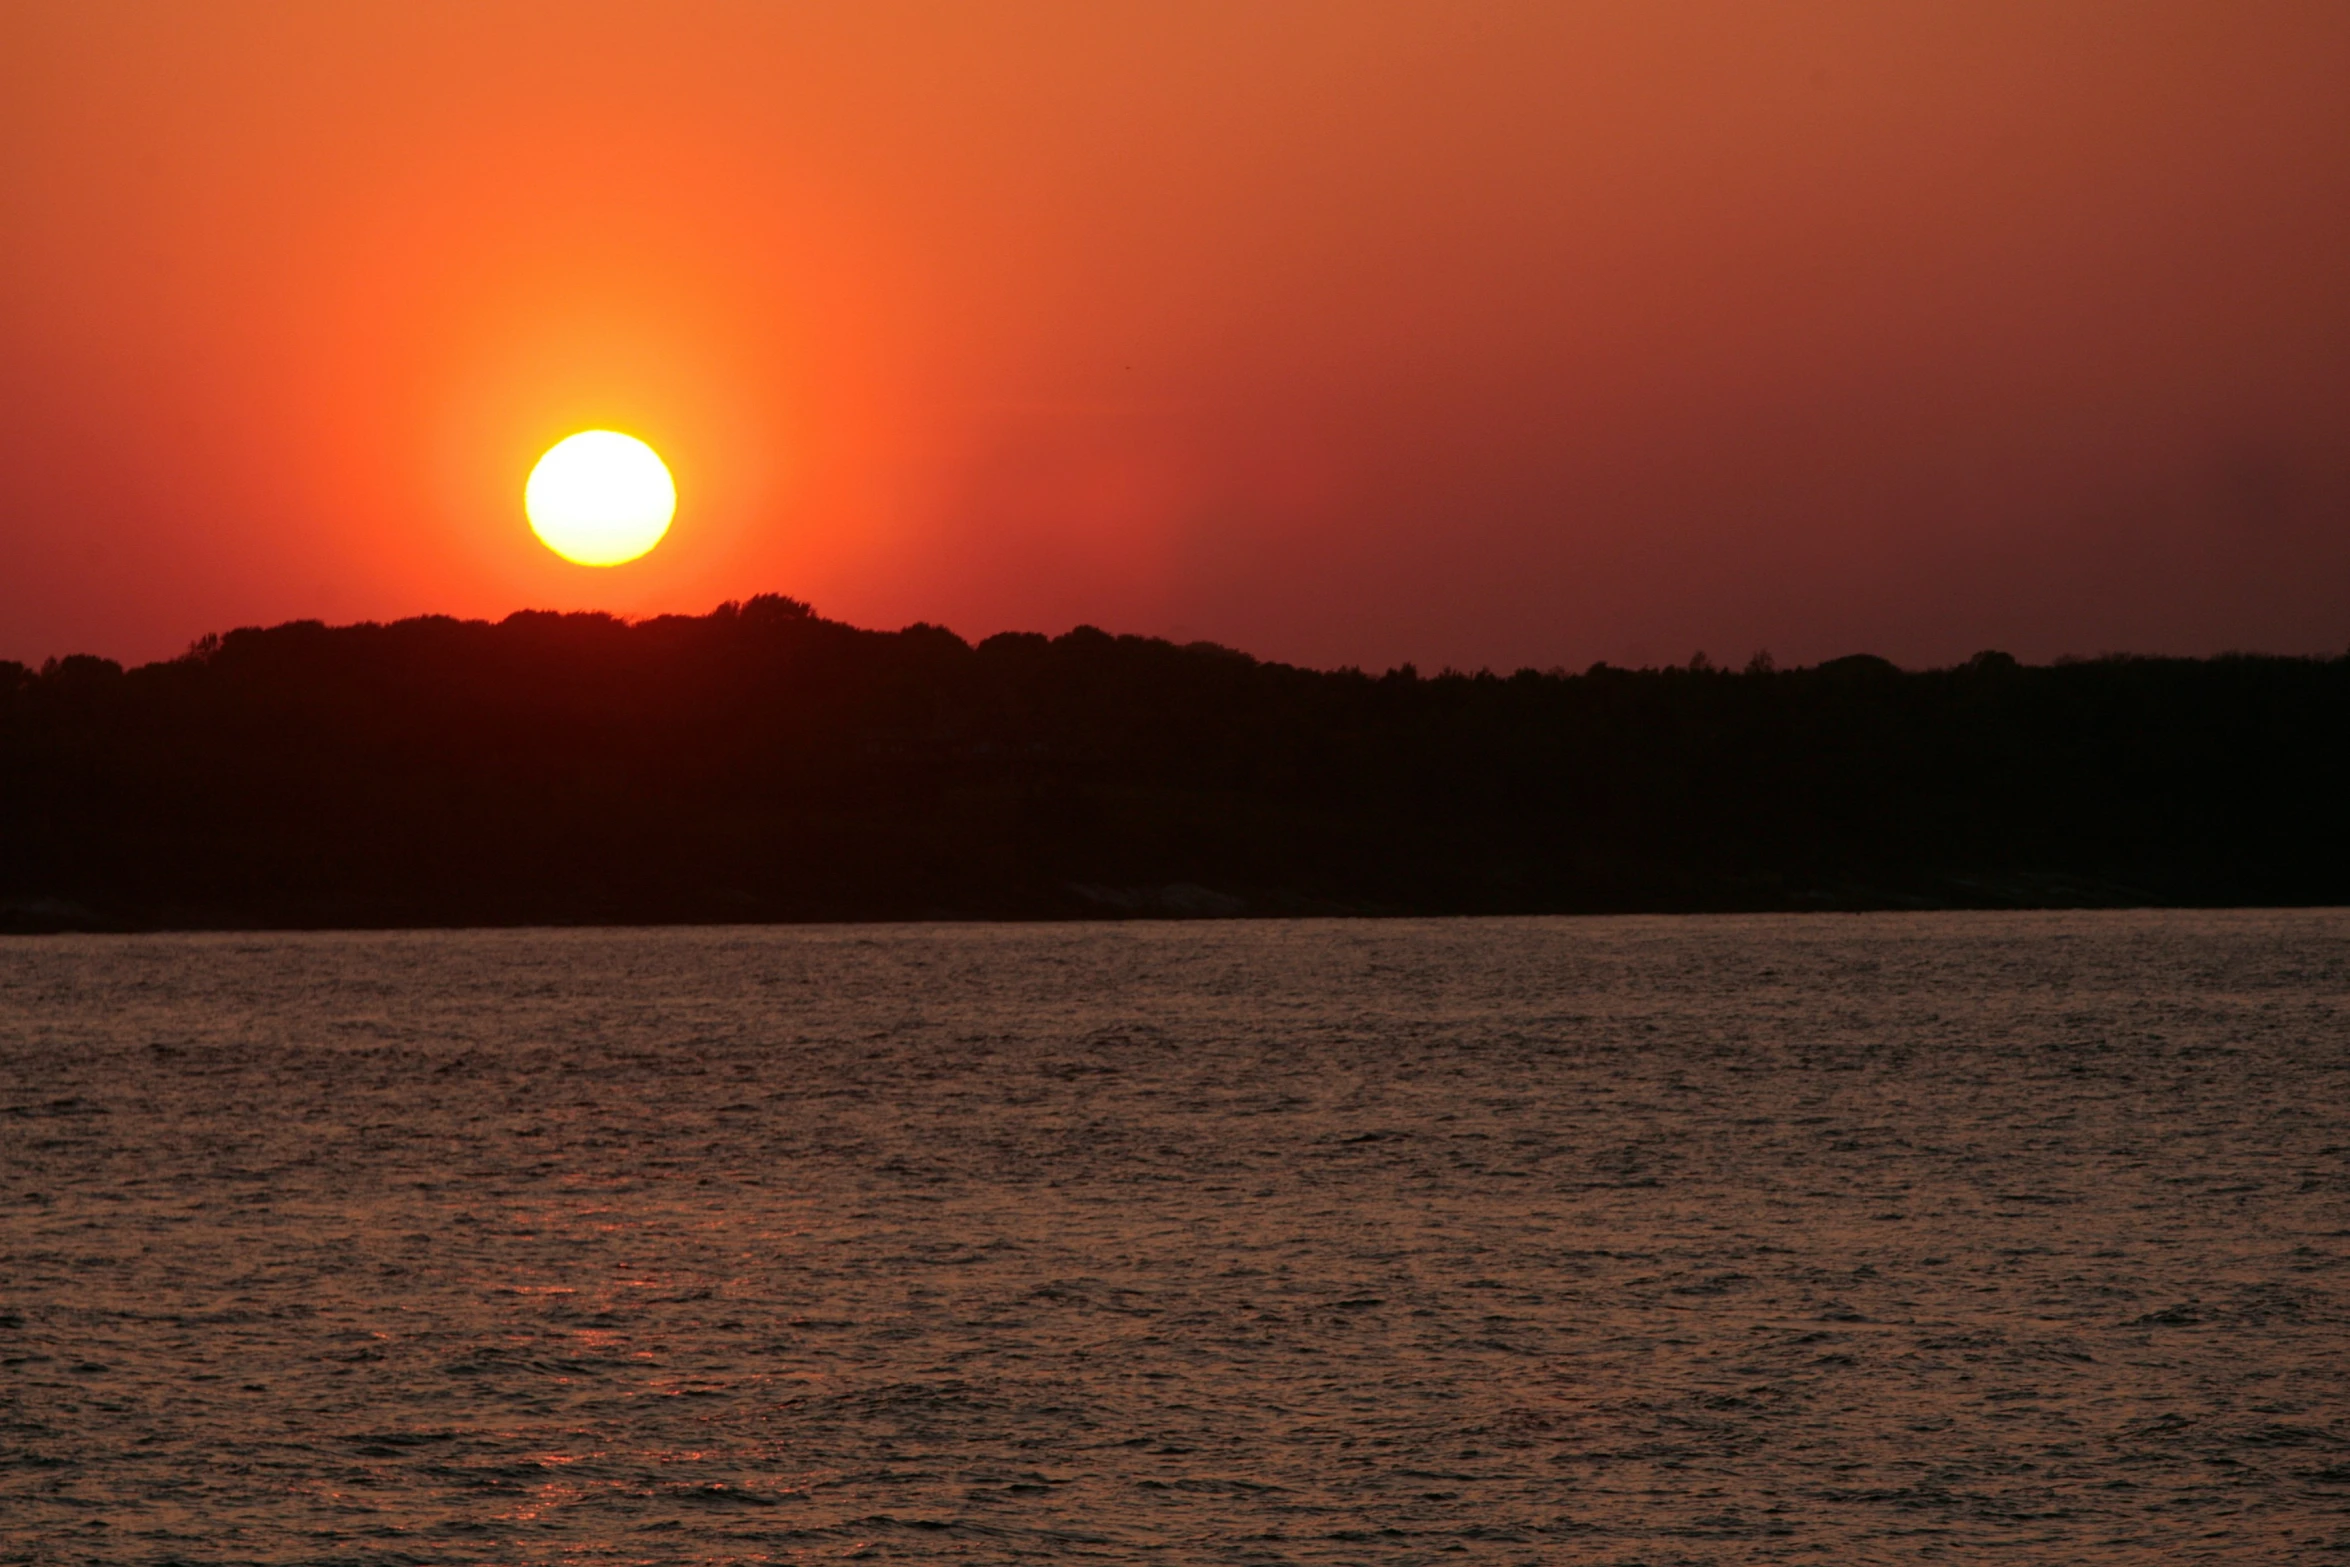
3 912 2347 1565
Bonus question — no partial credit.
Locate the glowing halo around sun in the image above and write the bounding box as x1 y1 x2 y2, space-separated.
524 431 677 565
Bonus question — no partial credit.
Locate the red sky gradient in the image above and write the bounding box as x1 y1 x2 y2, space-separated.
5 2 2348 671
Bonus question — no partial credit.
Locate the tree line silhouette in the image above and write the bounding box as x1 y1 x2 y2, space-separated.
3 595 2344 929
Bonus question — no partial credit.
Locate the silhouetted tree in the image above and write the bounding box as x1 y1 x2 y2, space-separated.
1 603 2344 929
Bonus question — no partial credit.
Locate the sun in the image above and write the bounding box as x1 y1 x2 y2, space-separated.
525 431 676 566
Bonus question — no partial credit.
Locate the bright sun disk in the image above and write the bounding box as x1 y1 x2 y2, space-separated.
525 431 676 565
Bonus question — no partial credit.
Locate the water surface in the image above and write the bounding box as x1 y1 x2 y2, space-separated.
4 912 2347 1562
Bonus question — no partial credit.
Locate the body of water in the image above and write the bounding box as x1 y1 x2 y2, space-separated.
3 912 2347 1562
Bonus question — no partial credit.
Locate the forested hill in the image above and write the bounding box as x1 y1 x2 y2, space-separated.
3 595 2345 930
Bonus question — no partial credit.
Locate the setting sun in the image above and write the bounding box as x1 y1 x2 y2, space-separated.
524 431 676 566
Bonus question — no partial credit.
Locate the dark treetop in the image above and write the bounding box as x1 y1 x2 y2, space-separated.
3 597 2345 930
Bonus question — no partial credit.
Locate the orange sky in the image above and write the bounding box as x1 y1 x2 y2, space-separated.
5 2 2348 670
